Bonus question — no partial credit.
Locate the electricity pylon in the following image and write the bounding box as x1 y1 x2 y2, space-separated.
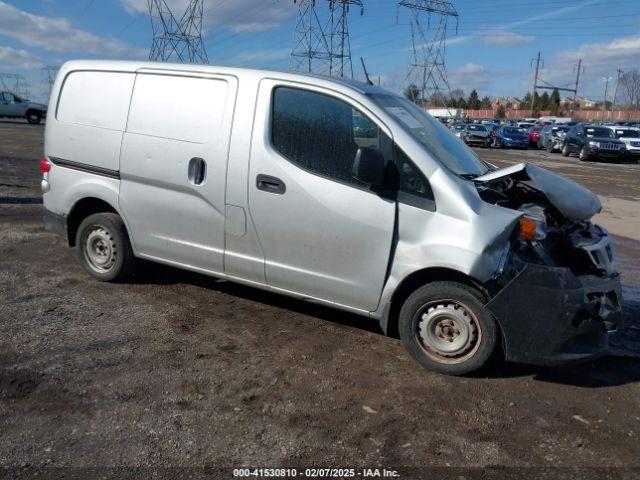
0 73 30 98
42 66 60 100
290 0 363 78
148 0 209 64
399 0 458 107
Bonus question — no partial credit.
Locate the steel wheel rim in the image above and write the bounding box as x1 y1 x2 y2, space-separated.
84 226 117 273
414 300 482 365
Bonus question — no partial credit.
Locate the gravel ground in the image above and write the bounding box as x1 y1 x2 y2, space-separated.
1 120 640 479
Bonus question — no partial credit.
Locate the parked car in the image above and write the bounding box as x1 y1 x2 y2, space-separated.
0 91 47 124
539 125 571 152
604 126 640 162
42 60 622 376
528 125 543 147
562 124 626 162
450 122 467 136
493 126 529 149
461 124 492 147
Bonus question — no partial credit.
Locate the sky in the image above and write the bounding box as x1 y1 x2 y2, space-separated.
1 0 639 103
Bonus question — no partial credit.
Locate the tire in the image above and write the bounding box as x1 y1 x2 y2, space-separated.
546 142 554 153
398 281 498 376
26 111 41 124
579 146 589 162
75 213 135 282
561 143 570 157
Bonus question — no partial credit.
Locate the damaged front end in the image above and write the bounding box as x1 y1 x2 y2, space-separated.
475 163 623 366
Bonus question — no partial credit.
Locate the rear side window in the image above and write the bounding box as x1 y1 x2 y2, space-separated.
127 74 228 143
271 87 385 186
56 71 135 131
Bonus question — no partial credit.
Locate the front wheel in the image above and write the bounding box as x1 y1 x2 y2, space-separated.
579 146 589 162
399 282 498 376
26 111 41 124
561 143 570 157
76 213 135 282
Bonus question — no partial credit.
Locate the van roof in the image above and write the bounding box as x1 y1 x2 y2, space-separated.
59 60 389 96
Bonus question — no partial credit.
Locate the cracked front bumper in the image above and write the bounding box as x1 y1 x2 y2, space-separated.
487 263 623 366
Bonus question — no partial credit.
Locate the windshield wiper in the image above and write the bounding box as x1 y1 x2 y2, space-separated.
459 173 479 180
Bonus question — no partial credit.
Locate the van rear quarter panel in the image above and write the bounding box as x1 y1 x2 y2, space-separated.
47 70 135 172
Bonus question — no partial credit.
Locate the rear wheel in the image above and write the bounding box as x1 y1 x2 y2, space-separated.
76 213 135 282
399 282 498 376
546 141 554 153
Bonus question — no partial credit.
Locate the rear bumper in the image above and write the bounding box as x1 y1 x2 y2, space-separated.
43 209 67 239
487 264 623 366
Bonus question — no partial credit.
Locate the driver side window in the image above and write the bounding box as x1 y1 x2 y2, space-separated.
271 86 388 187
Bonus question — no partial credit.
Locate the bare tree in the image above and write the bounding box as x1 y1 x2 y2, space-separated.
620 70 640 111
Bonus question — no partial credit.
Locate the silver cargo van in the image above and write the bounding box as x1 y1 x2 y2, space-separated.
42 61 623 375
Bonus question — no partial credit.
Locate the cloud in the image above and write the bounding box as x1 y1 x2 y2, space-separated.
555 35 640 71
122 0 293 33
0 1 146 57
448 63 490 93
447 0 600 48
539 34 640 99
0 45 43 69
481 29 534 46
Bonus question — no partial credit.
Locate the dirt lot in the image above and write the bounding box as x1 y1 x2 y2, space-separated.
1 120 640 479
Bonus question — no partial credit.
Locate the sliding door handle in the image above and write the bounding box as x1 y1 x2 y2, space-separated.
256 174 286 195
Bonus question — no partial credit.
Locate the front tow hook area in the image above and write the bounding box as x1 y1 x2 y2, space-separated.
486 263 623 366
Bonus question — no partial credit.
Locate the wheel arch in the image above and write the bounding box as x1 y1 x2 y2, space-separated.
67 197 120 247
382 267 488 339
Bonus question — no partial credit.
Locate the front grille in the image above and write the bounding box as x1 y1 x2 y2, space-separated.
599 142 622 151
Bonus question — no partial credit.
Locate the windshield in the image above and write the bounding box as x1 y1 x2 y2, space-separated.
585 127 615 138
453 124 465 130
502 127 521 135
369 94 489 177
467 125 487 132
614 129 639 138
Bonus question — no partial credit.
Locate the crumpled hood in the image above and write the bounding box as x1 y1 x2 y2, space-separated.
466 130 489 137
475 163 602 221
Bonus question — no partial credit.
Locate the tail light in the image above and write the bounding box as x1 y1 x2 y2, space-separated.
40 158 51 174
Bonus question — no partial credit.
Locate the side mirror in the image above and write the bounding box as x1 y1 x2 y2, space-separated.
353 147 386 187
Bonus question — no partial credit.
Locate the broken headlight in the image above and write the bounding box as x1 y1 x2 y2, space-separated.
518 204 547 242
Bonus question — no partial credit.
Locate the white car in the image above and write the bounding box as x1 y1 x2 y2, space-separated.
604 126 640 161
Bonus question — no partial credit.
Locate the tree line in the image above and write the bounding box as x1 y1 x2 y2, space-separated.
403 69 640 114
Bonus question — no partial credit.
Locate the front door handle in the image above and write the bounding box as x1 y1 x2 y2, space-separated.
256 174 286 195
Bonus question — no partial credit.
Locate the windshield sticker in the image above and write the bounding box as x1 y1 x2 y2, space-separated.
385 106 423 129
